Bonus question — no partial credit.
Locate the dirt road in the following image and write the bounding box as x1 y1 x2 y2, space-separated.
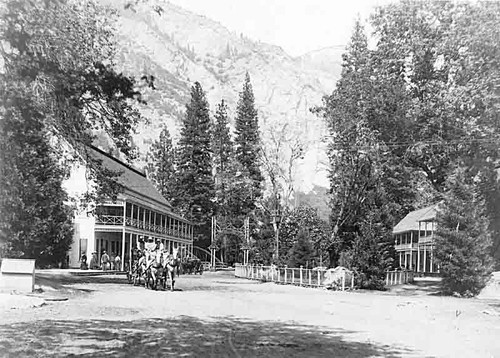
0 270 499 357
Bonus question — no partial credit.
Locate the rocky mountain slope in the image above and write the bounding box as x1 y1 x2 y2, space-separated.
100 0 341 196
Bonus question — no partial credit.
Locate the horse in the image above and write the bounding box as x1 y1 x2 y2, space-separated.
145 248 165 290
162 247 180 291
181 257 203 275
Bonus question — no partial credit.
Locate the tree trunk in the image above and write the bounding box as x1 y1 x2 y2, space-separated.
328 248 339 268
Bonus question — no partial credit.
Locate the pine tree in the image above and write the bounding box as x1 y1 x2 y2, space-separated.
212 99 234 216
314 20 381 266
288 229 314 268
234 72 263 214
434 168 494 296
146 126 176 203
176 82 214 241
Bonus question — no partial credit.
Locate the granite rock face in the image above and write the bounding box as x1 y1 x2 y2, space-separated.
99 0 341 194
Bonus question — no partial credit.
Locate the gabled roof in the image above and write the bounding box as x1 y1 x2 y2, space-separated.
392 203 440 234
88 146 173 210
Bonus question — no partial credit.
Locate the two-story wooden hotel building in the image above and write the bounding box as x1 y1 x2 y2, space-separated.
65 146 193 271
393 203 440 274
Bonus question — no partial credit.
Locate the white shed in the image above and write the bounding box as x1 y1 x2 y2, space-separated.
0 259 36 293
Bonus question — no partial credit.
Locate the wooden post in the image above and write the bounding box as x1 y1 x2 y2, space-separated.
341 271 345 291
284 267 287 283
351 273 354 289
292 269 295 284
410 231 413 270
309 269 312 286
317 270 321 287
299 266 303 285
424 245 427 273
386 271 389 286
128 234 132 274
430 246 434 273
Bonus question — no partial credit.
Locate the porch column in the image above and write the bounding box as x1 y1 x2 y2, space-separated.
121 201 126 271
430 246 434 273
423 245 427 273
417 245 421 273
404 252 407 268
128 234 133 273
410 231 413 270
399 252 402 267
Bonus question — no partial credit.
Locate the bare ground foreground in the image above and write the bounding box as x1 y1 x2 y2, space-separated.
0 270 499 358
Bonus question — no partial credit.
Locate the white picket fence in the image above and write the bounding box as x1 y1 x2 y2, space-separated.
385 269 414 286
234 264 355 291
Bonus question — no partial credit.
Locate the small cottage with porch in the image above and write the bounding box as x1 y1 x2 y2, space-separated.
393 203 440 274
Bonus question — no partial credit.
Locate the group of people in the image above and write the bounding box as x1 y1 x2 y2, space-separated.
80 251 122 271
129 240 180 290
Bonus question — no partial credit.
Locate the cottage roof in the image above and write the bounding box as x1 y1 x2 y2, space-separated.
392 204 440 234
88 146 174 211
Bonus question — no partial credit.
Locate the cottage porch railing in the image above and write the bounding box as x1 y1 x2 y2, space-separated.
385 269 414 286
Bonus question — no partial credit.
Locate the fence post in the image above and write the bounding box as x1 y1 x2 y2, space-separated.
386 270 389 286
351 273 354 289
278 267 280 282
271 266 274 281
299 266 303 286
342 271 345 291
317 270 321 287
292 269 295 284
284 266 287 283
309 269 312 286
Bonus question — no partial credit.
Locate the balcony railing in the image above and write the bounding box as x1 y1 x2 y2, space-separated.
419 235 434 244
395 243 415 250
97 215 191 239
95 215 124 225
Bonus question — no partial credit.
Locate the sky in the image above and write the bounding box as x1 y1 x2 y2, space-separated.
167 0 394 56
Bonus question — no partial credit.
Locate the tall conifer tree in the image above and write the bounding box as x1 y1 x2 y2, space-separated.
434 168 494 296
212 99 234 216
146 126 176 203
234 72 263 215
176 82 214 239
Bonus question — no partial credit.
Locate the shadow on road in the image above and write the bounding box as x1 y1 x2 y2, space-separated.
0 316 411 357
36 272 128 286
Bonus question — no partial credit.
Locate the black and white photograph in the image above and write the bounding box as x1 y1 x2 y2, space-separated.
0 0 499 356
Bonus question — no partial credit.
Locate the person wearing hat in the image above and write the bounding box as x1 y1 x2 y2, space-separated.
101 250 110 271
80 253 88 270
89 252 99 270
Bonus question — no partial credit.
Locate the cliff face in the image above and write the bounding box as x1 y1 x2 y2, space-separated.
102 0 341 194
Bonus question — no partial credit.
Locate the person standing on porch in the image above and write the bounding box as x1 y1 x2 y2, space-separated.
89 252 99 269
101 250 110 271
114 254 121 271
